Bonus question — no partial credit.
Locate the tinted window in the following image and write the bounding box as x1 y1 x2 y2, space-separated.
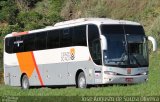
24 34 35 52
88 25 99 45
13 36 24 53
47 30 59 49
5 25 87 53
124 25 145 35
35 32 47 50
101 25 145 35
101 25 124 34
73 25 87 46
88 24 102 65
60 28 72 47
5 37 14 53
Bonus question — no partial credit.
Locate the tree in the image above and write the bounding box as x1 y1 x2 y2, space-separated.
0 0 19 24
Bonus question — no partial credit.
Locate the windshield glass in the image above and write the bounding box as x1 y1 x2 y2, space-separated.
128 42 148 67
101 25 148 68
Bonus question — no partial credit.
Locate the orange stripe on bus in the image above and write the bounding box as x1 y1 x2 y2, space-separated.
31 52 44 86
16 52 44 86
13 31 44 86
16 52 35 78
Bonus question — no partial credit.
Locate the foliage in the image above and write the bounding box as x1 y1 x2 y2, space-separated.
17 11 44 30
34 0 64 25
0 0 63 33
0 0 19 24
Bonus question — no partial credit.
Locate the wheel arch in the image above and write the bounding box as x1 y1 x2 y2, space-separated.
20 73 27 86
75 69 85 87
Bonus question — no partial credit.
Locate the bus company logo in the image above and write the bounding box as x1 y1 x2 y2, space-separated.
70 48 75 60
14 40 23 47
127 68 131 74
61 48 75 62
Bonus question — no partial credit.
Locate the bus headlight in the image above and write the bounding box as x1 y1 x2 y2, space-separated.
104 71 117 75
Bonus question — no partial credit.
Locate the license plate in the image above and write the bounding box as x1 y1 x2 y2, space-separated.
125 78 133 83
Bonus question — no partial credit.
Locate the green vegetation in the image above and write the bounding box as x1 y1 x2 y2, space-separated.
0 0 160 96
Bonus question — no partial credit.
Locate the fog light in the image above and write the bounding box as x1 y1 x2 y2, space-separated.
141 71 148 75
145 78 148 81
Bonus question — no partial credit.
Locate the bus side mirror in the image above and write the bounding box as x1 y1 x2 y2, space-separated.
148 36 157 52
100 35 107 50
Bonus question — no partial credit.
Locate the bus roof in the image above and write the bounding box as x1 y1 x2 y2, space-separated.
5 18 141 38
54 18 140 27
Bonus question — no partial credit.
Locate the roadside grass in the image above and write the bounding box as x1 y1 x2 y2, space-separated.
0 50 159 96
0 82 159 96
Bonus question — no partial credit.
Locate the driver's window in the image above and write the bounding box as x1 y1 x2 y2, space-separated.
92 39 102 65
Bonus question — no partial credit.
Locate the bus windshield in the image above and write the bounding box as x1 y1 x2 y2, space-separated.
101 25 148 68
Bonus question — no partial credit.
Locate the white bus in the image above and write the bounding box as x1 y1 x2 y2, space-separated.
3 18 157 89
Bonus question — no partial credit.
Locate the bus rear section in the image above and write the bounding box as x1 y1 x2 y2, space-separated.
3 24 95 89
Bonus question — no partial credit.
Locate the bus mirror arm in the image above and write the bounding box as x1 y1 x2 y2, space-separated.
100 35 107 50
148 36 157 52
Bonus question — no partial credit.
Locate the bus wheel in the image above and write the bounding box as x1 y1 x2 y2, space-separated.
78 72 87 88
21 75 30 89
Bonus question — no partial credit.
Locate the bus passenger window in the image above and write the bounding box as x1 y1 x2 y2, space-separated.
35 32 47 50
73 25 87 46
47 30 60 49
24 34 35 52
60 28 72 47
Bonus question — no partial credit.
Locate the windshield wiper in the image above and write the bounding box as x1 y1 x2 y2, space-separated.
117 52 128 65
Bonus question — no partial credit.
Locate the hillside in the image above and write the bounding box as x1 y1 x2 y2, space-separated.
60 0 160 44
0 0 160 71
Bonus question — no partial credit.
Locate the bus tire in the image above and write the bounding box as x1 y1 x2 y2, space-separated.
21 74 30 89
78 72 87 88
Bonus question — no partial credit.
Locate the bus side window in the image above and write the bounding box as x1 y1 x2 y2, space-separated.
88 24 102 65
5 37 14 53
73 25 87 46
13 36 24 53
47 30 59 49
24 34 35 52
60 28 72 47
35 32 47 50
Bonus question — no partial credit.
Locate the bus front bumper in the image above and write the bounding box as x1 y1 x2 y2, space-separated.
102 75 148 84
